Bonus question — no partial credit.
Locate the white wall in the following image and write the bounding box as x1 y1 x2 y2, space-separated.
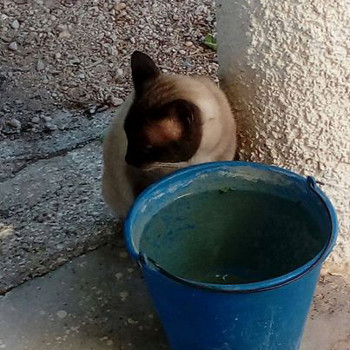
217 0 350 273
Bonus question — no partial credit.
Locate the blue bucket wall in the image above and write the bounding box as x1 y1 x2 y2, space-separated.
143 263 321 350
124 162 338 350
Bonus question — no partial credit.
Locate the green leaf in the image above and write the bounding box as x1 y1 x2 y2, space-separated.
203 34 217 52
218 186 233 194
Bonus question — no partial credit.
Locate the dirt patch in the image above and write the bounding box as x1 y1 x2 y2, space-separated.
0 0 217 141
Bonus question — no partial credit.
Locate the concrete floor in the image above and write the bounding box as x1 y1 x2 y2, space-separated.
0 240 349 350
0 110 115 294
0 240 167 350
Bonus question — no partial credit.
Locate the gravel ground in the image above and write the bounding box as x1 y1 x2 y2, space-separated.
0 0 217 140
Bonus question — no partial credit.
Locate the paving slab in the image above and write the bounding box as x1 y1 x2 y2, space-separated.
301 273 350 350
0 110 112 181
0 242 167 350
0 243 349 350
0 134 116 293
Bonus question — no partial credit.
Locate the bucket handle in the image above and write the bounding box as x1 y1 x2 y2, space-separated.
137 252 217 290
306 176 338 258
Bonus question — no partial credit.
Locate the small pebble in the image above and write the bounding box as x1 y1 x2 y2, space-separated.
88 105 97 114
119 251 128 258
119 291 129 301
115 68 124 77
8 42 18 51
46 123 58 131
127 318 139 325
97 14 105 22
110 97 123 106
115 272 123 280
8 118 21 129
55 52 61 59
0 118 5 131
36 60 45 71
185 41 193 47
183 60 193 69
57 310 68 319
114 2 126 11
118 10 127 18
59 30 71 39
31 116 40 123
42 116 52 122
11 20 20 30
57 24 68 32
106 46 115 55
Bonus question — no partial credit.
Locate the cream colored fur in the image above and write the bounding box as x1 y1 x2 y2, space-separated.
102 76 236 219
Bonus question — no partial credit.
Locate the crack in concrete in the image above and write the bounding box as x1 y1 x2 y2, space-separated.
1 135 101 182
0 139 115 294
0 110 112 182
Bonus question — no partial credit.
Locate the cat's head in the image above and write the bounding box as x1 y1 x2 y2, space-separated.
124 51 203 169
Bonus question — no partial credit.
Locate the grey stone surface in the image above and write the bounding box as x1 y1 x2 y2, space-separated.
0 243 167 350
301 273 350 350
0 244 349 350
0 137 116 294
0 111 112 181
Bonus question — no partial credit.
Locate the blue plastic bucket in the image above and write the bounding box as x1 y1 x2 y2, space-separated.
124 162 337 350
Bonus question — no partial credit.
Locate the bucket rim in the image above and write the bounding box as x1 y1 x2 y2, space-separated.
123 161 338 293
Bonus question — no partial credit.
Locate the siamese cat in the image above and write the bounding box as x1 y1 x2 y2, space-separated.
102 51 237 218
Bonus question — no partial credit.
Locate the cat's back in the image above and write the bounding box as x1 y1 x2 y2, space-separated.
163 75 236 162
102 94 133 169
161 74 235 125
102 94 134 217
192 75 233 113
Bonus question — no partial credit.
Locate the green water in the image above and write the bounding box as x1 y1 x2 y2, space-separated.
140 190 326 284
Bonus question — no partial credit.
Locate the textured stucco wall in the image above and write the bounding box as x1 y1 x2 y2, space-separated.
217 0 350 272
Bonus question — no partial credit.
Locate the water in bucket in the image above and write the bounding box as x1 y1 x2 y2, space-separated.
140 189 326 285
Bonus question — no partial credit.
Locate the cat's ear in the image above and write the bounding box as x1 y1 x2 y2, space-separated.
131 51 160 95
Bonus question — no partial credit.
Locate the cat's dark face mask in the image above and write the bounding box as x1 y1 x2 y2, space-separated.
124 98 201 168
123 51 202 169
